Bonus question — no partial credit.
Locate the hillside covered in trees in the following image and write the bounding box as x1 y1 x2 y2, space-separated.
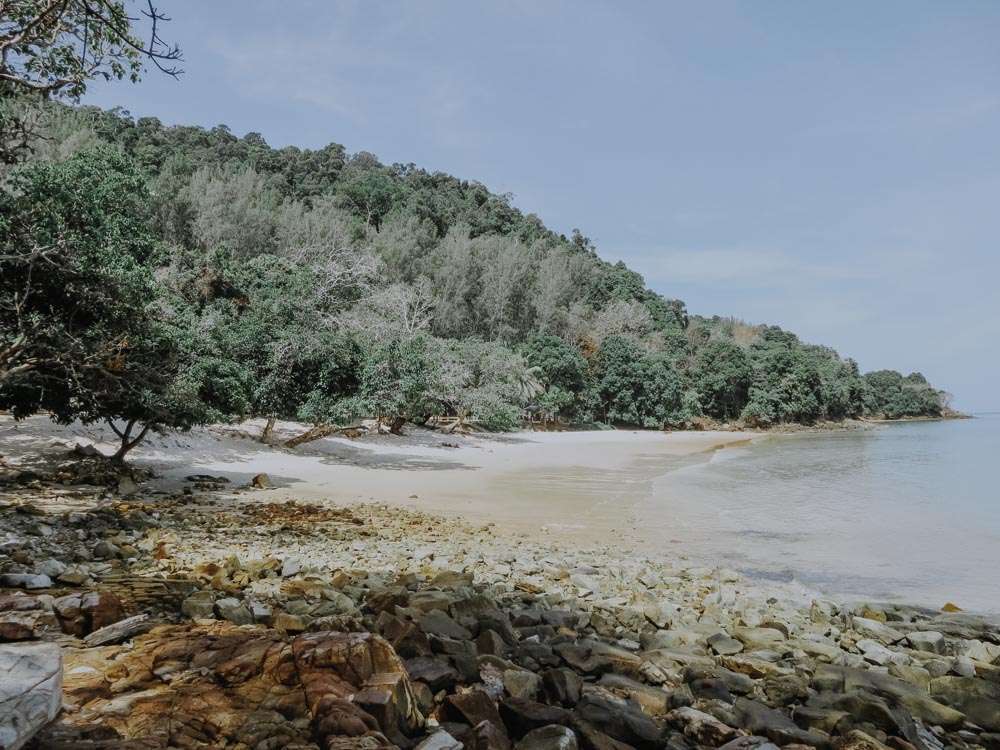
0 100 953 458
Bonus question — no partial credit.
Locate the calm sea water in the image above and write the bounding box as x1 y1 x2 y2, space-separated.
641 415 999 613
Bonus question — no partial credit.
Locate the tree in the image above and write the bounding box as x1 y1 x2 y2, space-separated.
741 330 822 425
428 339 541 431
0 148 156 413
1 1 181 166
0 147 226 461
691 339 750 420
0 0 181 99
522 334 589 422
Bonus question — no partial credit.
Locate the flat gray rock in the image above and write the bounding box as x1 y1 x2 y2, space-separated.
0 642 62 750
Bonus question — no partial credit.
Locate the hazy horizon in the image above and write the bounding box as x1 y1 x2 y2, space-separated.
83 1 1000 411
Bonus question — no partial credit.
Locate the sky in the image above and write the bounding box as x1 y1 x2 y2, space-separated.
83 1 1000 411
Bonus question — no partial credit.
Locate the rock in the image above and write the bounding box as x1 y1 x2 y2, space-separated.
598 674 671 716
0 573 51 590
813 665 965 729
0 642 62 750
941 602 962 612
857 639 908 666
215 597 254 626
34 559 67 579
411 589 455 612
181 590 216 619
852 617 904 643
929 676 1000 731
504 669 542 700
905 631 946 654
251 472 275 489
0 609 59 641
542 668 583 707
92 539 121 560
832 730 894 750
271 611 308 632
734 697 831 748
293 630 424 746
420 609 473 640
431 570 475 589
667 706 739 746
828 691 917 744
116 475 140 495
468 719 514 750
281 557 302 577
732 626 786 650
708 632 745 655
573 691 662 749
792 706 849 734
762 674 810 706
446 690 507 738
53 591 126 635
479 629 511 658
405 656 459 692
683 666 755 696
500 697 572 738
418 730 464 750
516 725 578 750
555 639 641 677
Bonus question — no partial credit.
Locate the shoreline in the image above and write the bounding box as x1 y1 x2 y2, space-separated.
0 415 987 614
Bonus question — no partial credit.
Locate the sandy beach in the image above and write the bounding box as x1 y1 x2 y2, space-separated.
0 415 763 544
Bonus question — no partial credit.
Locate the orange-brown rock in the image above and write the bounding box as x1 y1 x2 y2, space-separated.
53 591 126 636
35 623 424 750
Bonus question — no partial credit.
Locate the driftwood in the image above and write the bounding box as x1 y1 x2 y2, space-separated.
84 614 151 647
284 423 366 449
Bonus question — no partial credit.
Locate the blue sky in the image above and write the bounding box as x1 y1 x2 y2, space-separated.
84 1 1000 411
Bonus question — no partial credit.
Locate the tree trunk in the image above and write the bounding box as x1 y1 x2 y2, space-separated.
388 416 406 435
108 419 151 463
284 424 336 449
259 416 277 443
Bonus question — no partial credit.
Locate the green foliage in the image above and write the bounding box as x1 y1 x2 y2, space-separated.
522 334 590 421
863 369 943 419
0 148 157 418
0 100 951 446
591 336 684 428
690 339 751 420
741 329 823 424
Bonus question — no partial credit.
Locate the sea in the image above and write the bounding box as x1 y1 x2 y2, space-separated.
641 415 999 614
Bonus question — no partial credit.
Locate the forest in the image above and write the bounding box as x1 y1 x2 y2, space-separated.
0 5 950 460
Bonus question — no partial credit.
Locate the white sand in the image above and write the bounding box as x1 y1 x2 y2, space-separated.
0 415 761 545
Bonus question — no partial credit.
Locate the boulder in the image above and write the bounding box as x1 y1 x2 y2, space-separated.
0 573 51 590
929 676 1000 731
667 706 739 746
0 642 62 750
708 632 745 656
251 472 275 489
555 639 641 677
516 725 579 750
431 570 475 589
733 697 831 749
905 631 946 655
851 617 905 644
53 590 126 636
812 665 965 729
417 730 464 750
504 669 542 700
574 691 663 749
500 697 571 738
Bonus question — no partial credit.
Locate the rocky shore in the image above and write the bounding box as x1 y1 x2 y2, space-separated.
1 458 999 750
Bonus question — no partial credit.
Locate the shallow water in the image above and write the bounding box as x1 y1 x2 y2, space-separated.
639 415 999 613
